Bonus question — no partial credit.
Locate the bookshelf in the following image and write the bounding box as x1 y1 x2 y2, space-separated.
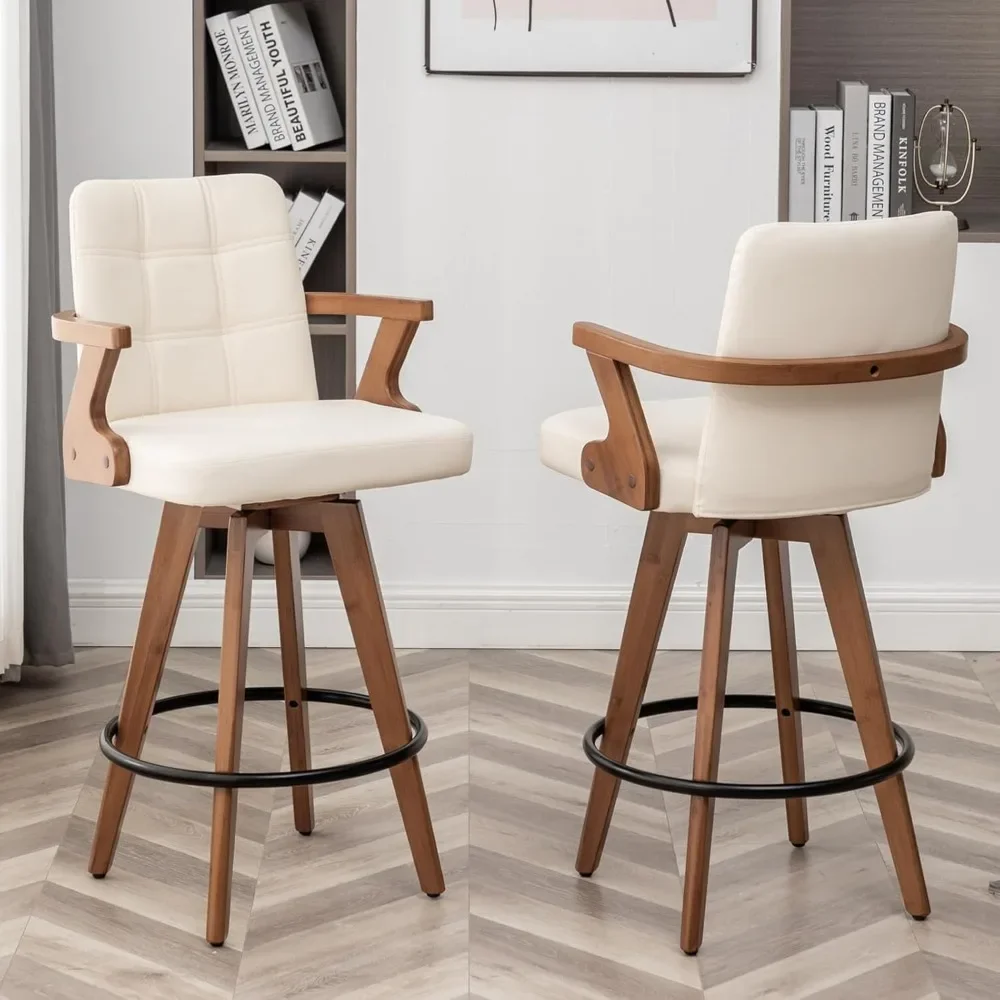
193 0 356 580
781 0 1000 241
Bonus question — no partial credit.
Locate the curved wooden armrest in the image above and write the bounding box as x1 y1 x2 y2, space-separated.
574 321 968 386
52 312 131 486
307 292 433 412
574 320 967 509
52 310 131 349
305 292 433 322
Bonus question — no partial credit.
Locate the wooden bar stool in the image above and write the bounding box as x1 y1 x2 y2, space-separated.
55 175 473 947
539 213 967 955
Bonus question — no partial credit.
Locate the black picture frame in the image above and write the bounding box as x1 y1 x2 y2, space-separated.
425 0 757 79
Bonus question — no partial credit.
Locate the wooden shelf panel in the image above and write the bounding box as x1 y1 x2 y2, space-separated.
205 141 349 164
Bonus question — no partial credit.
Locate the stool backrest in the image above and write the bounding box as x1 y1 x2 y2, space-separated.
69 174 318 422
695 213 959 518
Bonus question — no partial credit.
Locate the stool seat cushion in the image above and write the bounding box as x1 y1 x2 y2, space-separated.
540 397 709 513
115 399 473 507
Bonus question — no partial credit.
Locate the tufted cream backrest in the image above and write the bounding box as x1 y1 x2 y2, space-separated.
694 213 959 519
69 174 318 421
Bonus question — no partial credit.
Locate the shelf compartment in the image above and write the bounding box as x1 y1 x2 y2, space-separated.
789 0 1000 237
201 528 336 580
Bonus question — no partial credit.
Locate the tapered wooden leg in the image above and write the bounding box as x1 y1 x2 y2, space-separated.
576 512 687 876
810 514 930 919
273 528 314 835
680 523 741 956
89 503 202 877
762 538 809 848
206 514 258 947
322 500 445 897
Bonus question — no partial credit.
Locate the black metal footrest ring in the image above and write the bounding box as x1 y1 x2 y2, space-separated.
99 687 426 790
584 694 914 800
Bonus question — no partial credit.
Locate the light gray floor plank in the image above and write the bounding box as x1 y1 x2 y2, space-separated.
0 648 998 998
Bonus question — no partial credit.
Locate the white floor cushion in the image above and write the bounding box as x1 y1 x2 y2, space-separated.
540 397 709 513
115 399 474 507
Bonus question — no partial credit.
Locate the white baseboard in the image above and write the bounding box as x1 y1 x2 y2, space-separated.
69 579 1000 652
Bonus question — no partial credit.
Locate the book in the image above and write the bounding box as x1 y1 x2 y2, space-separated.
812 106 843 224
788 108 816 222
866 92 892 219
888 88 916 217
297 191 346 278
231 12 291 150
206 12 267 150
251 2 344 152
837 81 869 221
288 189 322 245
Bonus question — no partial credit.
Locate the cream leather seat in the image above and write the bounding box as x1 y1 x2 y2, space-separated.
540 213 968 956
118 398 472 508
56 173 471 948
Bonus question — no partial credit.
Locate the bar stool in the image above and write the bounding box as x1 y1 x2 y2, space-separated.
539 213 967 955
55 174 473 947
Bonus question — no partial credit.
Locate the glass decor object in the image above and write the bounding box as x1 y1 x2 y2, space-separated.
916 100 977 230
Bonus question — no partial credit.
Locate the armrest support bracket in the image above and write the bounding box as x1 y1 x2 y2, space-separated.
306 292 432 412
54 311 132 487
582 355 660 510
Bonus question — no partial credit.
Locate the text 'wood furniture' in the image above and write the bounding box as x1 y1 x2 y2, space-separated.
55 174 473 948
540 213 968 955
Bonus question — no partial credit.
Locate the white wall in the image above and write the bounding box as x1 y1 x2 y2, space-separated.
56 0 1000 650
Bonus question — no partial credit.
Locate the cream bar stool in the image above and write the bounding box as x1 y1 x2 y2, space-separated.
540 213 967 955
55 175 472 947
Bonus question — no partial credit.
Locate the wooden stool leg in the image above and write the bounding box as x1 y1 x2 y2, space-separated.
206 514 258 947
762 538 809 848
810 514 930 919
680 523 740 956
89 503 202 877
322 500 445 897
272 528 314 835
576 512 687 876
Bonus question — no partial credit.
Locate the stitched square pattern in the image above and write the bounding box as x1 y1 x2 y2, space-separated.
69 175 318 421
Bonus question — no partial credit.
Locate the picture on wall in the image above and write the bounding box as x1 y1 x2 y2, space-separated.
425 0 756 77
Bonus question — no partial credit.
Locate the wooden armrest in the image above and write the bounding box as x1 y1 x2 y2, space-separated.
574 321 968 386
53 312 130 487
52 310 131 349
305 292 433 322
307 292 434 411
574 320 967 508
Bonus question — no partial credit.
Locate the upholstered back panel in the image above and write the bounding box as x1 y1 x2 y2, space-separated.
69 175 318 421
694 213 958 518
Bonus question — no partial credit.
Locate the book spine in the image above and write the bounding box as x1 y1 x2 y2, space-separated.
288 190 321 245
232 14 290 150
889 90 916 217
838 82 869 221
297 192 346 278
813 108 843 224
788 108 816 223
867 93 892 219
252 6 311 151
206 14 267 150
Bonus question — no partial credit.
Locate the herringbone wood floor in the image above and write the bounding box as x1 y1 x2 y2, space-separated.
1 647 999 998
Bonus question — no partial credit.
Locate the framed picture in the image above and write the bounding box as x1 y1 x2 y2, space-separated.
425 0 756 78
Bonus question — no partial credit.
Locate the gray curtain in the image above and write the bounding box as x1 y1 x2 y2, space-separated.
21 0 72 667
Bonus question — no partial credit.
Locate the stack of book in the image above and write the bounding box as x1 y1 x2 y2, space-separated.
207 2 344 151
789 83 916 223
285 188 345 278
